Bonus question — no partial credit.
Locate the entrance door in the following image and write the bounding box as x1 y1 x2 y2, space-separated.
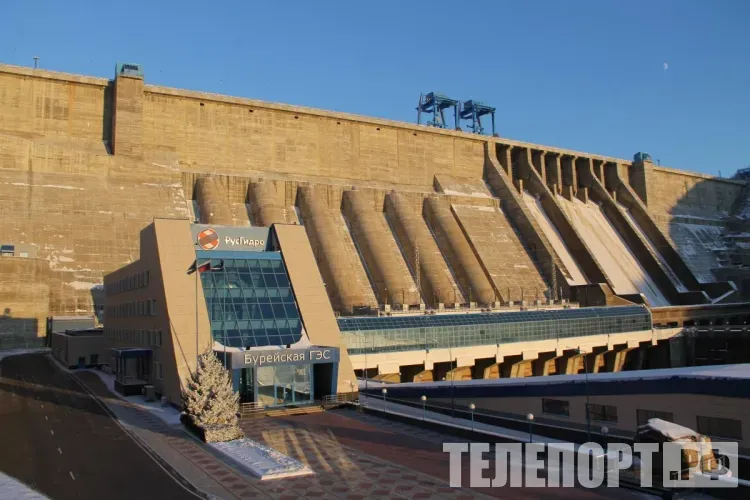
256 364 313 406
239 368 255 403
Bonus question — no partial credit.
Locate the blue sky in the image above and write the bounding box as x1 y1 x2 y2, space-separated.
2 0 748 175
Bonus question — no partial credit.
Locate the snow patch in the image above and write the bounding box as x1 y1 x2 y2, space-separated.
141 182 183 188
82 368 313 480
151 162 180 172
442 189 492 198
9 182 84 191
65 281 101 291
0 348 50 362
210 439 313 480
643 418 699 441
0 471 49 499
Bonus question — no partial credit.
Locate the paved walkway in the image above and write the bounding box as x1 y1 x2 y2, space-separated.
75 372 490 500
73 371 655 500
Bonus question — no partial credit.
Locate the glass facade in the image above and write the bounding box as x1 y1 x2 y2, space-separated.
197 251 302 348
338 306 652 355
255 364 312 406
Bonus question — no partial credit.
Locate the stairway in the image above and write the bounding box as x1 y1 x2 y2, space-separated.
264 405 325 418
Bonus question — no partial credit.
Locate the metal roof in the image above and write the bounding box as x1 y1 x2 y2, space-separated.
337 306 650 332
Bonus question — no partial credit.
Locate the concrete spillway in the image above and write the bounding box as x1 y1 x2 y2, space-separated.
558 196 670 306
342 190 421 307
423 197 495 304
452 204 549 303
384 192 464 306
521 191 587 286
297 186 377 314
617 201 688 292
248 181 287 226
194 177 234 225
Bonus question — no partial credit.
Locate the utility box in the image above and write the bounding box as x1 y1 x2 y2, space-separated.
634 152 652 163
143 385 156 402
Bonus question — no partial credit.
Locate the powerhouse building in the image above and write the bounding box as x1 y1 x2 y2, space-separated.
101 220 355 405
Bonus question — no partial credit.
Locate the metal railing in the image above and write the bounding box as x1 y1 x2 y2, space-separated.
323 393 358 406
239 402 265 416
0 337 47 351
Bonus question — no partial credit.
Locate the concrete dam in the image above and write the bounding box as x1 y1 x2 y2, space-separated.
1 61 749 345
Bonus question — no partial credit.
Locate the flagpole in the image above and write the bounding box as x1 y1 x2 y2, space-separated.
195 261 199 367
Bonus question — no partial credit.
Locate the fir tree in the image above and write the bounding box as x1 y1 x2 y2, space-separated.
182 348 240 428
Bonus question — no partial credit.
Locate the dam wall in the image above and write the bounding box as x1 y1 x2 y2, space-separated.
0 61 744 328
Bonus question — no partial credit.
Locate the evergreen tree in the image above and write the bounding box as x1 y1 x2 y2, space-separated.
182 348 239 427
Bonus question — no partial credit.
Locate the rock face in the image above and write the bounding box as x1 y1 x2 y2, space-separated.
181 348 243 443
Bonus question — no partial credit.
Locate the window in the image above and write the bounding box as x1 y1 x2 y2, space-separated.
156 331 162 347
0 245 14 257
19 252 28 258
637 409 674 426
154 361 163 380
542 398 569 417
697 416 742 440
198 255 302 348
588 403 617 423
151 299 157 316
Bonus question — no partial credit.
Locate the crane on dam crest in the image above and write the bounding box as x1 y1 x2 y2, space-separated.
417 92 497 136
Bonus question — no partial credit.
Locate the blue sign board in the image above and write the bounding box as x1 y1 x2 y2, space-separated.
227 346 340 369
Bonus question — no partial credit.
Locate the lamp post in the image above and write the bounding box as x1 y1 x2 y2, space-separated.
567 345 592 443
527 413 534 443
382 387 388 412
421 395 427 421
448 339 455 418
579 347 592 443
601 426 610 472
364 335 369 393
469 403 476 430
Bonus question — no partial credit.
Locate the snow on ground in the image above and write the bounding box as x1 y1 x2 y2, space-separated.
72 367 312 479
0 348 50 363
84 369 183 426
617 202 688 292
441 189 493 198
521 191 587 285
558 196 670 306
210 440 313 480
0 471 49 500
668 223 724 283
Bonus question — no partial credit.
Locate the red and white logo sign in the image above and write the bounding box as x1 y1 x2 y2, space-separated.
197 228 220 250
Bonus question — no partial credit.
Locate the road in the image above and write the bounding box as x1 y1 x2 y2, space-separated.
0 354 195 500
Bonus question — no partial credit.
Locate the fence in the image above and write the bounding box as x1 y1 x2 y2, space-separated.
0 336 47 351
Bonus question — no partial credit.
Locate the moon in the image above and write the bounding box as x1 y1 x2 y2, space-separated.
663 62 668 71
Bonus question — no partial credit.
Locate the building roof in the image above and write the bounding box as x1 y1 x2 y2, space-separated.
337 305 650 332
111 347 152 359
63 328 103 337
379 364 750 400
